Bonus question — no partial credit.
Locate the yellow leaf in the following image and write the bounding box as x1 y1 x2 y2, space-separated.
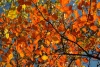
7 10 17 19
20 52 24 58
8 53 13 62
82 66 86 67
52 36 59 44
6 63 12 67
22 4 26 10
35 55 39 58
41 55 48 61
98 21 100 25
4 28 8 34
5 33 9 39
47 32 50 35
23 13 28 18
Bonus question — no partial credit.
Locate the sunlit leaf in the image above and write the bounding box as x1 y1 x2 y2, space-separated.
90 25 98 32
6 63 12 67
60 0 69 6
67 33 76 42
75 59 81 66
52 36 59 44
32 0 38 4
5 33 9 39
97 2 100 9
97 31 100 36
22 4 26 10
20 52 24 58
41 55 48 61
7 53 13 62
4 28 8 34
82 58 88 63
7 9 17 19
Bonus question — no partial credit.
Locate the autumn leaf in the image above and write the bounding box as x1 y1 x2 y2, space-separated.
5 33 9 39
82 58 88 63
97 2 100 9
80 16 87 22
75 59 81 66
58 23 65 32
51 14 58 20
20 52 24 58
22 4 26 10
82 28 87 33
41 55 48 61
96 47 100 52
90 25 98 32
97 31 100 36
7 9 17 19
52 36 59 44
4 28 8 34
6 63 12 67
60 0 69 6
67 33 76 42
7 53 13 62
32 0 38 4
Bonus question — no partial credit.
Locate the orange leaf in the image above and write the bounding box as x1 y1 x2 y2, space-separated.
67 33 76 42
58 23 65 32
75 59 81 66
82 58 88 63
60 0 69 6
97 31 100 36
90 25 98 32
51 14 58 20
97 2 100 9
32 0 38 4
82 28 87 33
74 10 79 18
52 36 59 44
80 16 87 22
96 47 100 52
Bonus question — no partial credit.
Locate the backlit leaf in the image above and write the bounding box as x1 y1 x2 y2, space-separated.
41 55 48 61
7 9 17 19
97 2 100 9
82 58 88 63
5 33 9 39
7 53 13 62
67 33 76 42
60 0 69 6
6 63 12 67
22 4 26 10
90 25 98 32
4 28 8 34
75 59 81 66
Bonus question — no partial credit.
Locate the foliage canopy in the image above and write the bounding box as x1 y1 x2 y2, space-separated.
0 0 100 67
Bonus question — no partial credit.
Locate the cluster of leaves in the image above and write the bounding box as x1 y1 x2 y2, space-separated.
0 0 100 67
